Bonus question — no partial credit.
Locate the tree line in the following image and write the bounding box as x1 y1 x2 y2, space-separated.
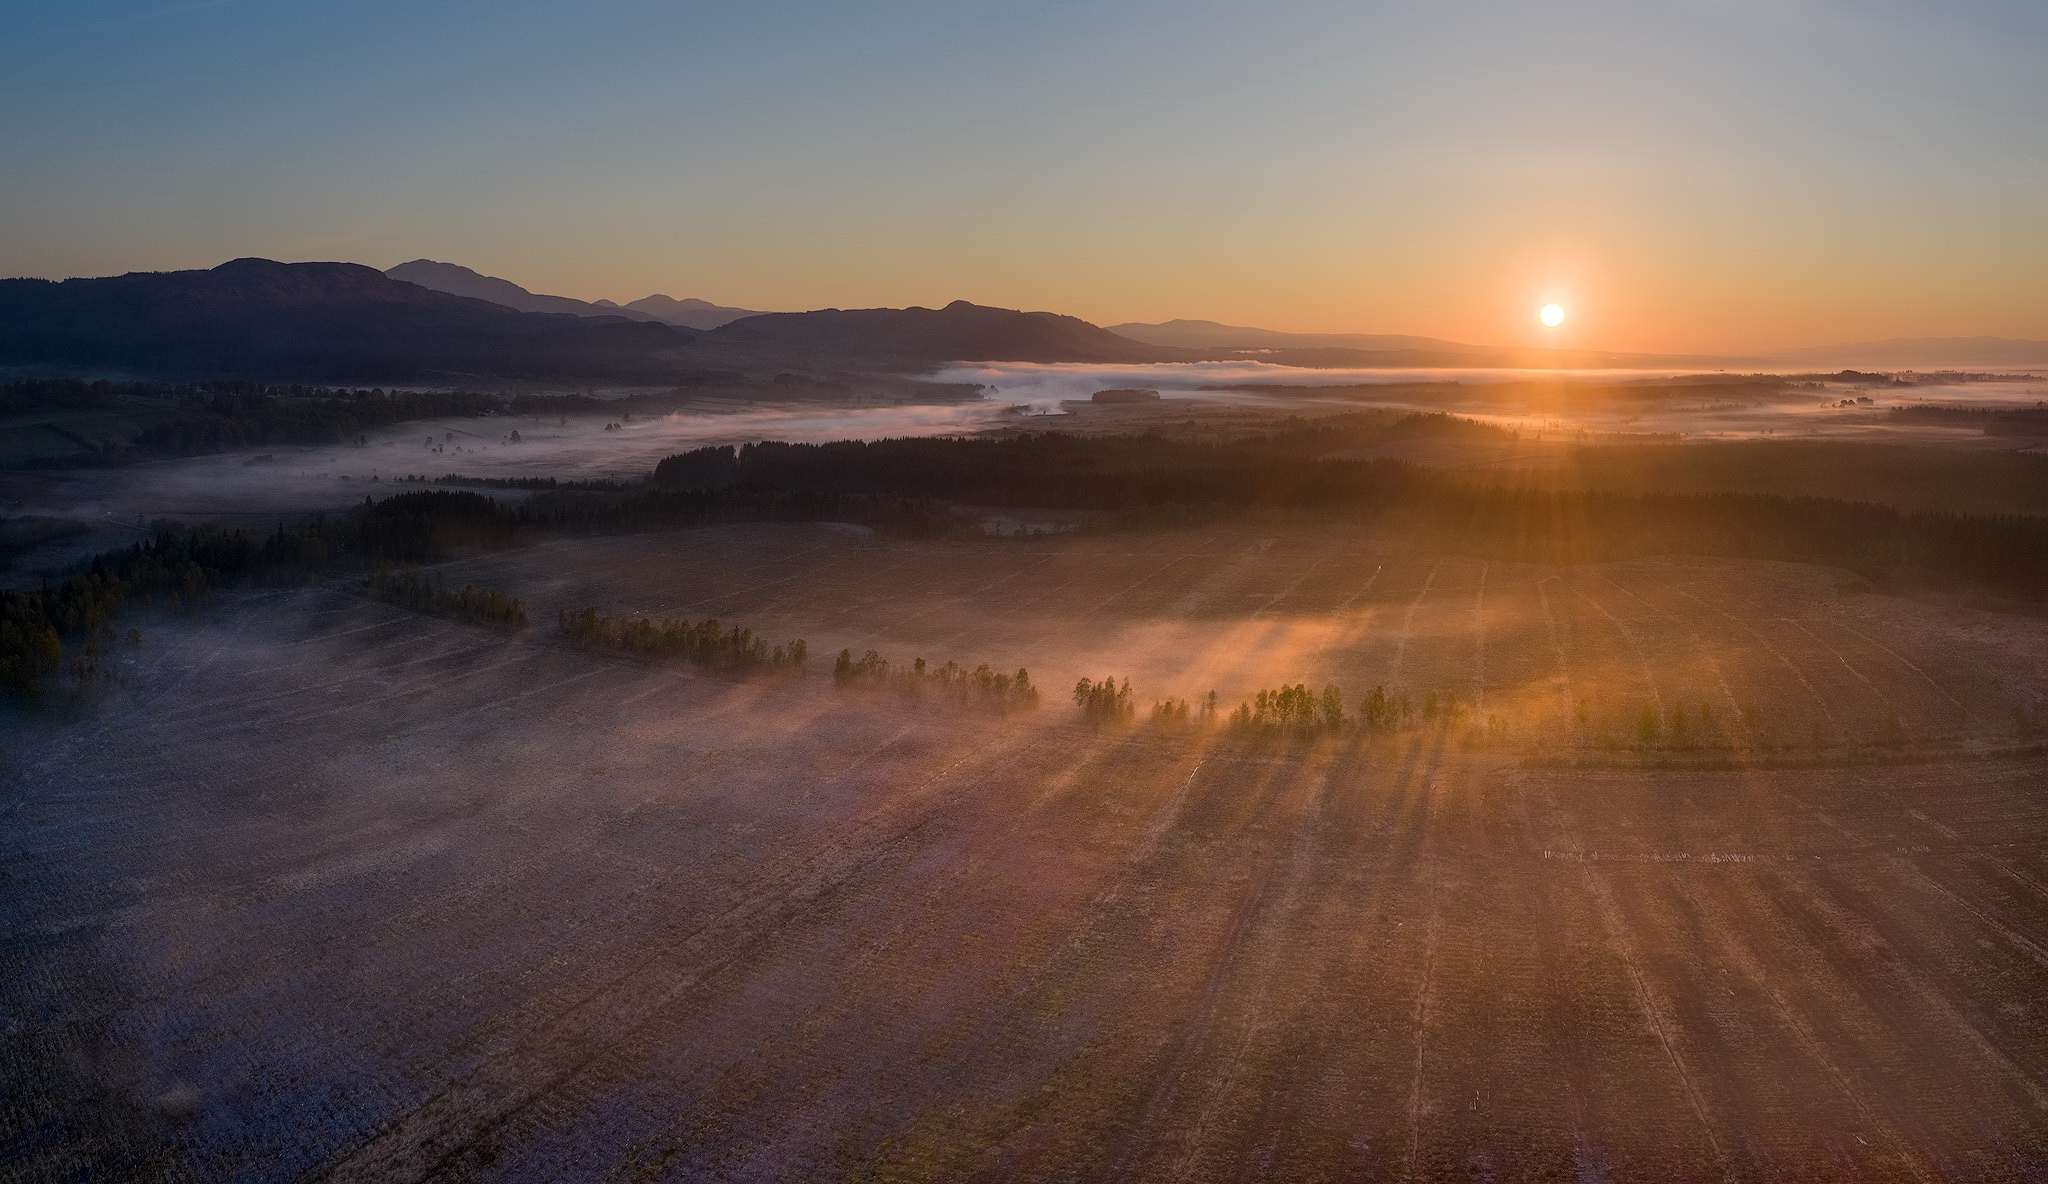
0 483 951 701
559 607 807 672
1889 402 2048 438
1 379 510 461
1081 678 1500 743
1073 676 1135 722
834 648 1039 710
650 431 2048 598
368 565 527 629
0 490 521 700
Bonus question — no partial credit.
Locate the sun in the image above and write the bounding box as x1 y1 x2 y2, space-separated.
1539 302 1566 328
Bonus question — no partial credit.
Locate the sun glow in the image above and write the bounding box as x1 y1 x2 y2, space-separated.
1538 302 1566 329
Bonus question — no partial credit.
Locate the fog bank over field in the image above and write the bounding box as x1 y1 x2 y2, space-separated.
940 361 1737 411
945 360 2048 436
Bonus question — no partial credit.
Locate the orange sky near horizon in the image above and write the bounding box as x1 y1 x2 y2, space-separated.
3 1 2044 355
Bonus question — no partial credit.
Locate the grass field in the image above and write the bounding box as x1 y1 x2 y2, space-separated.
6 520 2047 1181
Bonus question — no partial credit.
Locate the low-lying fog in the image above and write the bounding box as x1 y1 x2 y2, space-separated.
5 362 2040 585
949 361 2048 441
942 361 1737 410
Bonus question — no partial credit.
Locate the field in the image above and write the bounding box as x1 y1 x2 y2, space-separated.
7 516 2048 1181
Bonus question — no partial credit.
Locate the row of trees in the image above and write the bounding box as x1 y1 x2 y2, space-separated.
1226 684 1349 734
1068 678 1506 742
559 607 806 671
0 483 949 702
835 649 1039 709
0 491 531 701
1073 676 1134 722
367 565 527 629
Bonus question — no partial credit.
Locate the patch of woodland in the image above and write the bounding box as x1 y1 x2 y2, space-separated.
1108 677 2045 760
1073 675 1136 722
1093 679 1503 746
0 481 957 702
368 564 527 629
396 473 635 492
1888 402 2048 438
650 425 2048 598
833 648 1039 710
558 607 806 672
0 490 528 701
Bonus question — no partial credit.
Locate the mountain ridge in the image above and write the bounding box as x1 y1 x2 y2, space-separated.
386 260 765 330
708 300 1180 365
0 259 1174 381
0 258 698 383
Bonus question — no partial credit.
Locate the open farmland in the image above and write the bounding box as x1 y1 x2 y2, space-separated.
6 520 2048 1182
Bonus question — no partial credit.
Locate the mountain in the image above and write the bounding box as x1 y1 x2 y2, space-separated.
1107 318 1473 354
0 260 1181 382
384 259 665 323
624 294 764 330
1772 337 2048 370
0 258 697 383
710 300 1180 365
386 260 766 330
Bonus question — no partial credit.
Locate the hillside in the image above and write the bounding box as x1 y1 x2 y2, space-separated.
623 294 765 330
1107 318 1470 353
0 258 697 383
386 260 767 330
383 259 664 323
711 300 1181 365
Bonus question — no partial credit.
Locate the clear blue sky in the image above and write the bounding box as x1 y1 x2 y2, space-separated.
2 0 2043 350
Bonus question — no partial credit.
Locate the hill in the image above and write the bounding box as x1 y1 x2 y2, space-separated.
623 294 765 330
711 300 1180 365
383 259 667 322
386 260 767 329
1107 318 1471 354
0 261 1191 382
0 258 697 383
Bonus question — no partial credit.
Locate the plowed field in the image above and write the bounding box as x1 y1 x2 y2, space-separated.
5 523 2047 1181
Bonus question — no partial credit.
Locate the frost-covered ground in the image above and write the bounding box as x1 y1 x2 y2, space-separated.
6 524 2048 1181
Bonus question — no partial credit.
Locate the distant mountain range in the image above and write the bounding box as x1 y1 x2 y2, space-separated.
385 260 764 330
619 293 764 331
0 259 1171 382
0 258 698 383
1108 319 1470 354
3 258 2038 385
715 301 1176 366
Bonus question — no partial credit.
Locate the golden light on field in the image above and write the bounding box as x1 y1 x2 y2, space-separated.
1539 302 1566 329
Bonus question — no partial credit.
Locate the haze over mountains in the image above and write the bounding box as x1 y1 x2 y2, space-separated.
0 258 1172 383
1 257 2041 385
1108 319 1474 354
385 259 764 330
0 258 697 384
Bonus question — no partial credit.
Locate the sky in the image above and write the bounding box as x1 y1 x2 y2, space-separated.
1 0 2044 354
